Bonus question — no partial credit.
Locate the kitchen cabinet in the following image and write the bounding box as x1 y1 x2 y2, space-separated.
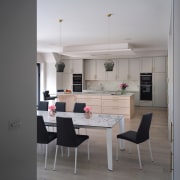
56 72 72 90
84 59 96 80
141 57 153 73
117 59 129 80
153 56 166 73
71 59 83 74
58 94 76 112
62 59 83 74
63 73 72 90
101 94 135 119
128 58 140 80
84 59 117 81
96 60 106 80
56 72 63 90
76 94 102 113
153 73 167 107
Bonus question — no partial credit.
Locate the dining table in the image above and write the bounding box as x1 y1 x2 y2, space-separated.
37 110 125 171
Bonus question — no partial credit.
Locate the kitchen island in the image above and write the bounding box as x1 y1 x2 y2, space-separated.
57 93 135 119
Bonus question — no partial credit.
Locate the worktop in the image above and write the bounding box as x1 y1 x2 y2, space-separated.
57 92 135 119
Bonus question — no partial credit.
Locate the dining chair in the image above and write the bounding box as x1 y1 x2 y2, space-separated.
43 90 57 100
73 103 86 133
55 102 66 112
37 115 57 169
73 102 86 113
116 113 153 169
53 117 90 174
38 101 48 111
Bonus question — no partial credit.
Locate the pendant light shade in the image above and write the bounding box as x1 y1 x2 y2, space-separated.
55 18 65 72
104 13 114 71
104 60 114 71
55 62 65 72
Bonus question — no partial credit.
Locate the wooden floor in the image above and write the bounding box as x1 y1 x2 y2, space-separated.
37 107 171 180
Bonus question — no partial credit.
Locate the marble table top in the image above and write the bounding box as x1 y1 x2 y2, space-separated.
37 111 124 128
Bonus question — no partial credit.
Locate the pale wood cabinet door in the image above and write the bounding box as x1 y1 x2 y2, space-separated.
84 59 96 80
141 57 153 73
62 73 72 90
96 60 106 80
128 58 140 80
153 72 167 107
71 59 83 74
117 59 129 81
153 56 166 73
62 60 71 73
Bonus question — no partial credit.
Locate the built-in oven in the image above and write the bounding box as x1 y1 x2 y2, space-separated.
140 73 152 101
73 74 82 84
73 84 82 92
72 74 82 92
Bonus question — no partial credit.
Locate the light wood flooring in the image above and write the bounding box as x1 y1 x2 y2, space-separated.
37 107 171 180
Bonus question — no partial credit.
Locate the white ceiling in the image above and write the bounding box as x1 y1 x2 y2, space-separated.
37 0 171 59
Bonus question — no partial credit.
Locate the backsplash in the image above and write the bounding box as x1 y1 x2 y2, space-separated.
86 80 139 92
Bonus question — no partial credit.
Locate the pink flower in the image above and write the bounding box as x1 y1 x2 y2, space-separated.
120 83 128 90
48 105 56 111
84 106 91 113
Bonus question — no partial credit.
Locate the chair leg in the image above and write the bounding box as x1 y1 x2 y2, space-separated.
148 139 154 162
53 145 59 170
137 144 142 169
74 148 77 174
61 146 63 157
67 147 70 157
116 139 119 161
87 139 90 160
45 144 48 169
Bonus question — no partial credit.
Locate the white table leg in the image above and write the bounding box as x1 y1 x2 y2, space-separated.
106 128 113 170
119 116 125 150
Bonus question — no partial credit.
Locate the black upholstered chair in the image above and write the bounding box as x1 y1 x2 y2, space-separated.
37 116 57 169
116 113 153 169
73 103 86 132
73 103 86 113
55 102 66 112
53 117 89 174
43 90 57 100
38 101 48 111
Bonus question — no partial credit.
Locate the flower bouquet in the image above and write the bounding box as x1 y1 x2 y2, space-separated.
83 106 92 119
48 104 56 116
120 83 128 94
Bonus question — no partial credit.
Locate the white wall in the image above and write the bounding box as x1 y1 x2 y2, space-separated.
37 53 57 99
0 0 36 180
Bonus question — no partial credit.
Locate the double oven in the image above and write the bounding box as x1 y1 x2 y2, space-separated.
140 73 152 101
72 74 82 92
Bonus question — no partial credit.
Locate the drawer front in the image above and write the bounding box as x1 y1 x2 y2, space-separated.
102 99 130 107
101 107 129 115
76 95 101 99
91 106 102 113
77 98 101 106
101 95 129 100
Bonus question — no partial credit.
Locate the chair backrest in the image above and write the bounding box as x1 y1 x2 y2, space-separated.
37 116 48 143
38 101 48 111
56 117 78 147
43 90 50 100
136 113 153 143
73 103 86 113
55 102 66 112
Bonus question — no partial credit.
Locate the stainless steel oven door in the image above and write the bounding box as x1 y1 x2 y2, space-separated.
73 84 82 92
140 85 152 100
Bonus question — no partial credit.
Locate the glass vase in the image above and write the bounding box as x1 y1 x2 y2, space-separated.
121 89 126 95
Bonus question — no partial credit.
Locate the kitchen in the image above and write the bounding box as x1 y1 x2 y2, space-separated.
37 54 167 108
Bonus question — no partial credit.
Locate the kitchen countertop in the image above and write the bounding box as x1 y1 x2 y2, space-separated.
57 91 135 96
